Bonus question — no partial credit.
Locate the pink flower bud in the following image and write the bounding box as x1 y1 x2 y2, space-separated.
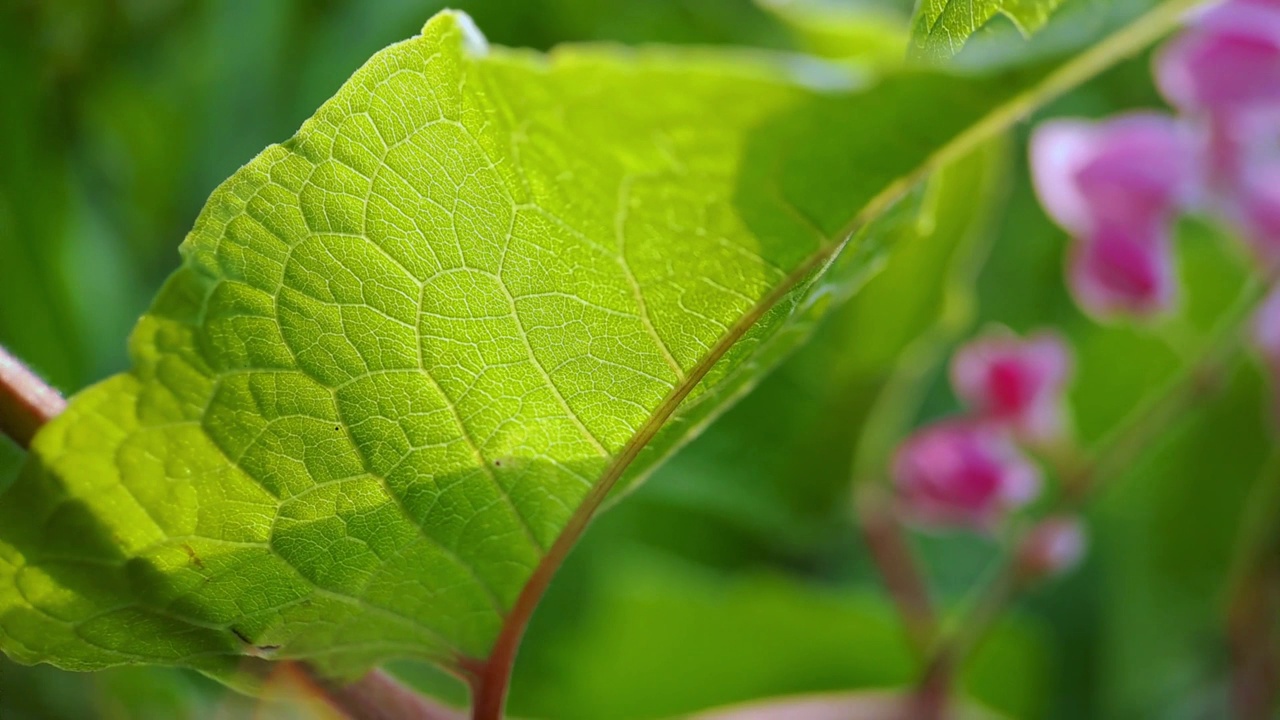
950 330 1073 444
1017 516 1087 579
1030 114 1193 237
1067 222 1178 320
892 420 1041 530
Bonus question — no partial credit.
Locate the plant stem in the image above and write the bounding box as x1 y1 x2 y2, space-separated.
914 277 1272 705
0 344 455 720
857 484 938 658
1226 453 1280 720
290 664 466 720
0 346 66 449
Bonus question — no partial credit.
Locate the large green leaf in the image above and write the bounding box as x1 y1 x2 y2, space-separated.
0 3 1191 684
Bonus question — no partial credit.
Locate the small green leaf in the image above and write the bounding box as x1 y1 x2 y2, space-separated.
910 0 1068 60
0 3 1192 683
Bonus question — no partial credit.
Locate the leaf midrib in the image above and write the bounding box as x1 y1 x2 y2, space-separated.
463 0 1200 691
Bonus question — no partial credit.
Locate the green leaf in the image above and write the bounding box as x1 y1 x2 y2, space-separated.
758 0 910 66
909 0 1067 61
506 551 1045 719
0 3 1193 683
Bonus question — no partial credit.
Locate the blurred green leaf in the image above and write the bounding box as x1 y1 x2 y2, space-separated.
758 0 909 65
506 551 1046 719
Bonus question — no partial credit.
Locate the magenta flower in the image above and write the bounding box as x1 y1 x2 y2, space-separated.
1067 222 1178 319
1155 0 1280 123
892 420 1041 530
1252 283 1280 366
1155 0 1280 222
950 330 1072 444
1030 115 1189 319
1030 114 1193 236
1228 162 1280 265
1251 285 1280 415
1017 516 1087 579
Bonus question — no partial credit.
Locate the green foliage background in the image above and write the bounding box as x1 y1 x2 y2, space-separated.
0 0 1273 718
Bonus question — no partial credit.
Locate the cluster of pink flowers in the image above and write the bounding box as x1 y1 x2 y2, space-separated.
892 330 1071 530
896 0 1280 543
889 0 1280 563
1030 0 1280 335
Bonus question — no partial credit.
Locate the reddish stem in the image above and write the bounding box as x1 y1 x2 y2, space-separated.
461 454 613 719
0 346 66 448
289 665 465 720
856 484 937 657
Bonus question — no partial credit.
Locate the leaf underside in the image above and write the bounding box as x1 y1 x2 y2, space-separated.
0 5 1174 684
911 0 1068 60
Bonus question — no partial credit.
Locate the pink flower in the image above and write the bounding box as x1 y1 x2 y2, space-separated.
1252 283 1280 364
1067 222 1178 319
1017 516 1087 579
1226 161 1280 265
950 330 1073 444
1030 115 1189 319
1251 285 1280 413
1031 114 1193 236
1155 0 1280 122
892 420 1041 530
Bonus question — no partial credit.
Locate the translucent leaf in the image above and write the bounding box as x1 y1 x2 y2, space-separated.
0 4 1190 683
910 0 1068 60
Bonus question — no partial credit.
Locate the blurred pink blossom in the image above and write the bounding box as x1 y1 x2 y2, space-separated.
1030 114 1193 236
892 420 1041 530
1067 222 1178 319
1155 0 1280 258
1018 516 1087 579
1030 115 1189 319
1155 0 1280 129
1252 283 1280 364
1251 285 1280 415
1226 161 1280 265
950 330 1073 444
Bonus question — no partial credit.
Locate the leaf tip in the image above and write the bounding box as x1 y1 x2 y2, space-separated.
426 9 490 57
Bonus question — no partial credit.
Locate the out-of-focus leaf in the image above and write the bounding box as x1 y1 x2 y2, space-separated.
1092 360 1272 720
504 551 1045 719
0 5 86 390
758 0 909 65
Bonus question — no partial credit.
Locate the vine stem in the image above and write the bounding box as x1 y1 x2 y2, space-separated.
857 484 938 657
0 344 456 720
0 346 66 447
911 276 1274 714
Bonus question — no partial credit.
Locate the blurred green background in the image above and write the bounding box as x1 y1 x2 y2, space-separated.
1 0 1275 718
